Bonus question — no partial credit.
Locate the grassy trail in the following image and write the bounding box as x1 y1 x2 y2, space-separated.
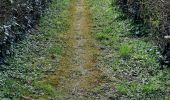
1 0 169 99
46 0 112 99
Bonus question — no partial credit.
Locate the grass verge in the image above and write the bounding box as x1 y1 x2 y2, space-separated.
88 0 170 99
0 0 70 99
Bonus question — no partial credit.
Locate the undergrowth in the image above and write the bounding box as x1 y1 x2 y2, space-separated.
88 0 170 99
0 0 70 99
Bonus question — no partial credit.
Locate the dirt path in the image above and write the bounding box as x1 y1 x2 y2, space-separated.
47 0 111 99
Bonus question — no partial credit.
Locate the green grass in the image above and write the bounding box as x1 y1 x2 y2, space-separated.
0 0 70 99
115 84 128 95
119 43 132 58
96 32 110 40
48 46 62 55
34 81 57 96
89 0 170 99
142 82 160 92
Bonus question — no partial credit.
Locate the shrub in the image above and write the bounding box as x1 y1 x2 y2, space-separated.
116 0 170 67
0 0 51 63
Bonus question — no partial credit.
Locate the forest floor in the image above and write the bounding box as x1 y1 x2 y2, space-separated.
1 0 170 99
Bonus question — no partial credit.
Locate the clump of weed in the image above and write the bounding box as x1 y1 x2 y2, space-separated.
48 46 62 55
142 82 160 93
34 81 57 97
115 84 128 95
119 43 132 58
96 32 110 40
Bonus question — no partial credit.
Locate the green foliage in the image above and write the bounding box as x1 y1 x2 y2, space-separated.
118 1 170 66
118 0 165 36
142 83 160 93
0 0 70 99
115 84 127 94
0 0 51 61
48 46 62 55
119 43 132 57
34 81 57 96
89 0 170 99
96 32 110 40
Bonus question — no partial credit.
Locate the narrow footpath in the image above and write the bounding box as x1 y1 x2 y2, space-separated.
47 0 112 99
